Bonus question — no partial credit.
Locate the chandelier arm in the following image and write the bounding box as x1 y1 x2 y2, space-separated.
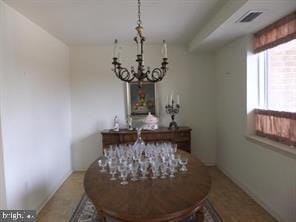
131 68 136 76
173 108 179 114
146 67 165 82
114 66 135 82
120 67 136 82
114 67 123 81
113 64 121 79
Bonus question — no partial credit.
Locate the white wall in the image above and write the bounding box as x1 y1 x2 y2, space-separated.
214 36 296 222
0 1 71 210
70 45 216 170
0 1 6 209
0 126 5 209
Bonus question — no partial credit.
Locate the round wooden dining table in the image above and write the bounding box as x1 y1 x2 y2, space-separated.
84 150 211 222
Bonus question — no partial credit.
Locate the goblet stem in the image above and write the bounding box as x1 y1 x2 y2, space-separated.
160 174 166 179
151 173 157 179
140 171 147 180
131 176 138 181
110 173 116 181
169 168 175 178
121 177 128 185
101 167 107 172
180 165 187 172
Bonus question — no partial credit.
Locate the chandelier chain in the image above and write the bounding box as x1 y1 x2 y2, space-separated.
137 0 142 26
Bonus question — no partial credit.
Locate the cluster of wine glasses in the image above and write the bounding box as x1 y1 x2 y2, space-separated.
98 142 189 185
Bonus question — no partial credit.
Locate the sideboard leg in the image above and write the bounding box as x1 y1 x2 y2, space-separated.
196 209 204 222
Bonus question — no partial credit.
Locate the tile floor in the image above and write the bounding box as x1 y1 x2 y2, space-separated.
37 167 277 222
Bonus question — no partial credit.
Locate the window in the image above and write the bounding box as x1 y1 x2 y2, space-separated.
251 11 296 148
257 39 296 112
255 39 296 147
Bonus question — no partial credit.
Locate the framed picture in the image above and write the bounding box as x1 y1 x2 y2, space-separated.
126 82 159 118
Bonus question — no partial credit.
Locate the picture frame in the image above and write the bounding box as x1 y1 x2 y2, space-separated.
126 81 159 118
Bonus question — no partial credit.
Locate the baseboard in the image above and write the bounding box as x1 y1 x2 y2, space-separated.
36 170 73 214
73 170 87 172
204 162 216 166
193 154 216 167
73 168 87 172
217 165 283 222
200 158 216 166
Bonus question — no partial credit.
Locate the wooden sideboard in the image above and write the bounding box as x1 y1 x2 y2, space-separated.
101 127 192 153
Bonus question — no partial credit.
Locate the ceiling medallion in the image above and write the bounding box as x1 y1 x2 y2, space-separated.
112 0 168 87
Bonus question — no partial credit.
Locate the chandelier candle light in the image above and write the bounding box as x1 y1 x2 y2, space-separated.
112 0 168 88
165 94 180 129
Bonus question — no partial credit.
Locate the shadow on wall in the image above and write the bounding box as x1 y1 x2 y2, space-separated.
71 133 101 171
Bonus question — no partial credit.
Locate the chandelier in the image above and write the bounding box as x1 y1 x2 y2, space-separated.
112 0 168 87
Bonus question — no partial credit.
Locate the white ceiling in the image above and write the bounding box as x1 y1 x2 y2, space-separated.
3 0 296 50
3 0 220 45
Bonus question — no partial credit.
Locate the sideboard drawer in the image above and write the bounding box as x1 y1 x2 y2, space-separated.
121 132 173 143
102 135 120 147
142 132 172 141
174 131 190 142
120 134 137 143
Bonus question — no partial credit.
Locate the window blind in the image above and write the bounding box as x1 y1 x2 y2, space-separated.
254 11 296 53
255 109 296 146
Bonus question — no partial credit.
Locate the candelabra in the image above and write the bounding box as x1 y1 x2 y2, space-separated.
165 99 180 129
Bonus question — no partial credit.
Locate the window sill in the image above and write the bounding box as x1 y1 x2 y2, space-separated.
246 135 296 160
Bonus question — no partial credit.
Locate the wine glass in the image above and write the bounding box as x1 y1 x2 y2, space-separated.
129 162 139 181
109 163 117 180
108 157 118 171
179 156 188 172
151 162 159 179
172 143 178 153
160 152 167 163
98 157 108 172
160 163 167 179
169 159 178 178
133 150 142 162
103 149 110 159
175 154 181 164
120 169 128 185
140 161 149 180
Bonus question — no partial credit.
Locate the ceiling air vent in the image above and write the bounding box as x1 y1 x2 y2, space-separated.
236 11 263 23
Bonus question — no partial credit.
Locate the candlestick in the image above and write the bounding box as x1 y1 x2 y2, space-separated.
162 40 167 58
176 95 180 105
165 96 180 129
117 46 122 61
113 39 118 58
